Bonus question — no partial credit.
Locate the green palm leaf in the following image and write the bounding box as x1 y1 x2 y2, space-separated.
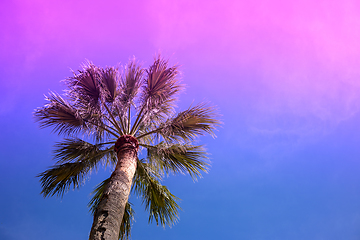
133 159 181 227
53 138 116 164
38 139 115 197
159 102 220 141
119 202 134 240
142 143 209 180
38 162 92 197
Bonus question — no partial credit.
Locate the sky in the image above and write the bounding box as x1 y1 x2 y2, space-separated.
1 0 360 239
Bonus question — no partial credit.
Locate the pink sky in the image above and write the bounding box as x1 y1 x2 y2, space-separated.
2 0 360 142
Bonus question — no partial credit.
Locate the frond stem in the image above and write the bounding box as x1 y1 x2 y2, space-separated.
136 159 153 182
115 105 127 136
102 115 122 134
137 127 163 140
97 141 117 146
127 106 131 134
138 143 156 149
130 104 146 135
86 120 119 138
103 103 124 135
56 145 115 164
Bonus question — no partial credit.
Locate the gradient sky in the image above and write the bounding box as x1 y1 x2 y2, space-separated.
2 0 360 239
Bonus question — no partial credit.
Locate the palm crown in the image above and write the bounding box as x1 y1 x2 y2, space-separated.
34 56 220 240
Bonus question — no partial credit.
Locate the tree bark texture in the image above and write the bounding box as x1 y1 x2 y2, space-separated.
89 135 139 240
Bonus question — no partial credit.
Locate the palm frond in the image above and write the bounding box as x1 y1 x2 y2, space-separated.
119 202 134 240
119 59 143 108
38 139 115 197
132 57 183 134
65 61 101 108
53 138 116 165
64 62 109 139
142 143 209 180
34 65 115 139
144 57 181 103
88 178 110 215
97 66 125 135
99 66 118 103
88 178 135 240
158 103 220 141
34 92 86 136
133 159 181 227
38 162 93 197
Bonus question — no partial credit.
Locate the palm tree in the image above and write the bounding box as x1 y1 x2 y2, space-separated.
34 56 220 240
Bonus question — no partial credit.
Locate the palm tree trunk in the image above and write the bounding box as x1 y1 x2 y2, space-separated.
89 135 138 240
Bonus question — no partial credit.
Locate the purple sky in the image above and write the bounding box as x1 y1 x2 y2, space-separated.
1 0 360 239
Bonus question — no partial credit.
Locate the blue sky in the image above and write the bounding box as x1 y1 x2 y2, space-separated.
1 0 360 239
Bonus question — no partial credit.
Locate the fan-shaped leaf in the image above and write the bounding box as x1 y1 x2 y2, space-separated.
99 67 118 103
133 160 181 227
66 61 101 107
119 59 143 107
159 103 220 141
143 143 209 180
38 162 93 197
53 138 116 165
133 57 183 134
37 139 115 197
34 92 86 136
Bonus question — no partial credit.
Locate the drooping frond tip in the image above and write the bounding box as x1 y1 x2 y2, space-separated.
37 162 89 198
133 159 181 228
